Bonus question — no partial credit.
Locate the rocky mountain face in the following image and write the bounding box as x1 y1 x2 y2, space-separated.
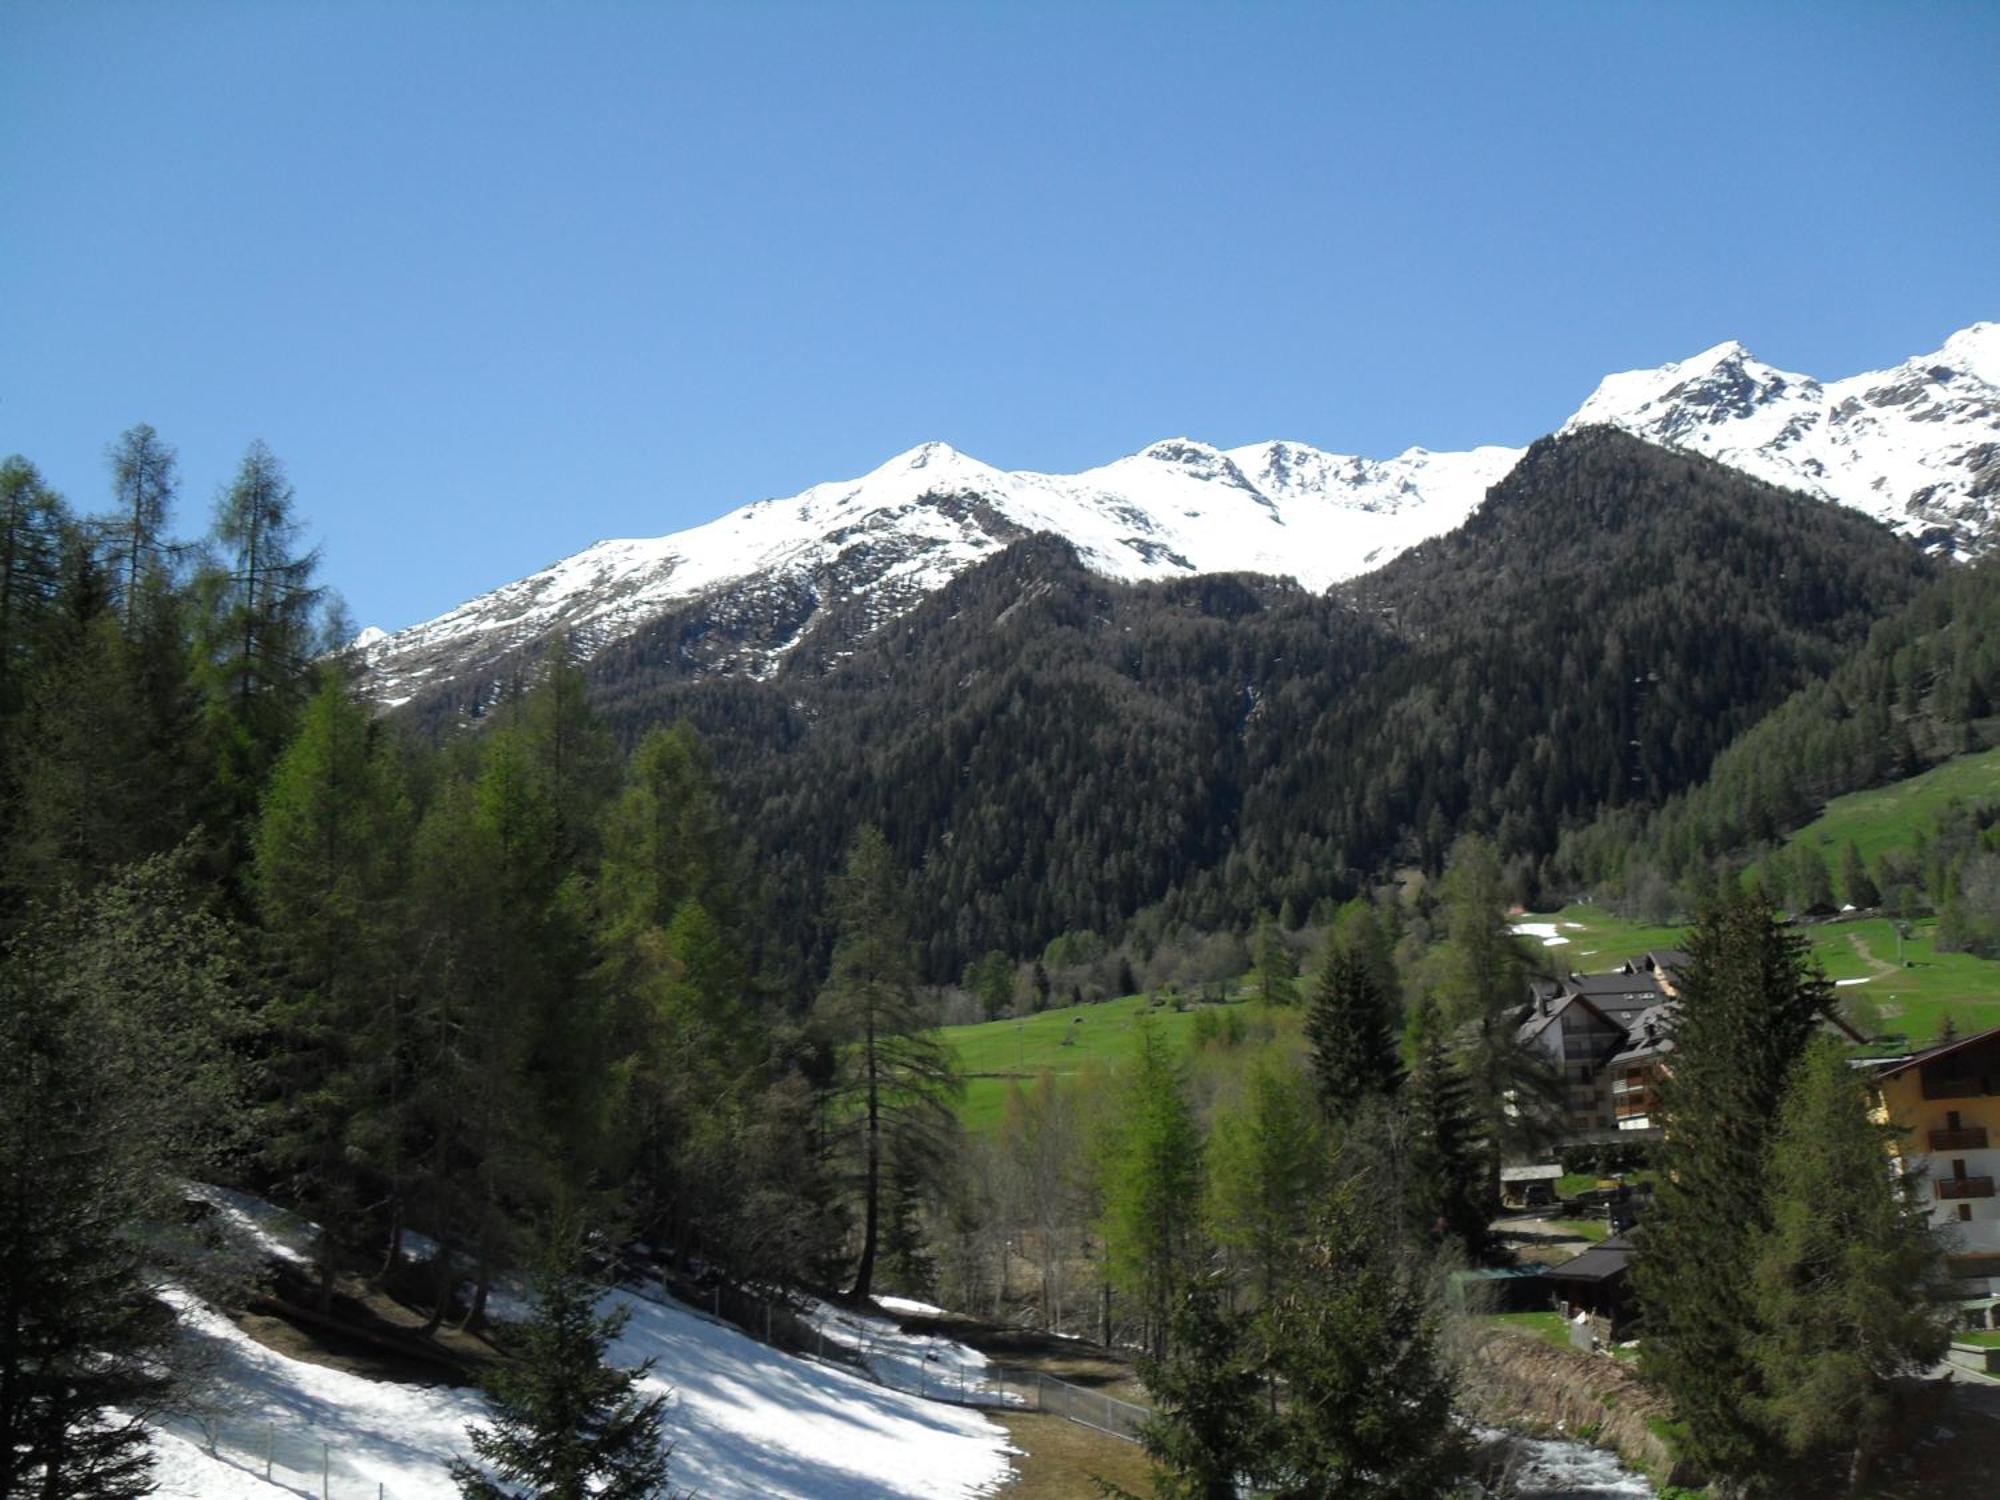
356 324 1997 713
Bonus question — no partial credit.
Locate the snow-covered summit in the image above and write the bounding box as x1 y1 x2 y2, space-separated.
357 323 1998 709
1565 324 1999 554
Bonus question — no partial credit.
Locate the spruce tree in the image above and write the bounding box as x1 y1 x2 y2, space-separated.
0 455 69 721
0 855 249 1500
1636 884 1833 1490
1402 996 1490 1260
1261 1183 1470 1499
1749 1035 1952 1491
451 1226 675 1500
1111 1275 1273 1500
1304 943 1401 1121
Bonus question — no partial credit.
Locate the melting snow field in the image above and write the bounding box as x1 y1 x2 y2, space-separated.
147 1202 1012 1500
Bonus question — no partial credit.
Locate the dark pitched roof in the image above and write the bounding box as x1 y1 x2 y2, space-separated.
1546 1233 1635 1282
1868 1023 2000 1081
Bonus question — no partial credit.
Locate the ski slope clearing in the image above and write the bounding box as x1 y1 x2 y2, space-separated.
148 1229 1012 1499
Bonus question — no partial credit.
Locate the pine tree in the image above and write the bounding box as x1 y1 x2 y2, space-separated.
1304 943 1401 1121
0 854 249 1500
1636 884 1833 1490
1749 1035 1952 1491
451 1225 676 1500
1261 1183 1470 1499
1110 1275 1273 1500
1841 840 1880 910
813 826 962 1300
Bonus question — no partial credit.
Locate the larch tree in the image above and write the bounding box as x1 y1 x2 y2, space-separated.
813 825 962 1301
253 675 412 1306
103 423 178 630
0 456 69 719
1097 1019 1204 1359
197 440 324 846
1205 1058 1321 1310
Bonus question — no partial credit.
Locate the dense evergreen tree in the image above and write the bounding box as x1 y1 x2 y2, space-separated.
0 456 69 719
451 1225 676 1500
1261 1183 1470 1499
1303 942 1401 1121
1637 885 1834 1491
1749 1035 1952 1493
1402 996 1490 1260
0 855 249 1500
1841 840 1880 909
1111 1275 1273 1500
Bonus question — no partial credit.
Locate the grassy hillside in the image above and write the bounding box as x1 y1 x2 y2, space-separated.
945 992 1211 1133
1775 745 2000 897
1519 903 2000 1051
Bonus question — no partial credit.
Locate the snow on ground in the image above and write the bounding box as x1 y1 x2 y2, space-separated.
1510 922 1571 947
799 1294 1014 1407
149 1243 1011 1499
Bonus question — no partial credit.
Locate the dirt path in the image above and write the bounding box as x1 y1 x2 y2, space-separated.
1849 933 1900 978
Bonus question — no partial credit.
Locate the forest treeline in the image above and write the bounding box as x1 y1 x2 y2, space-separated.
396 426 1937 991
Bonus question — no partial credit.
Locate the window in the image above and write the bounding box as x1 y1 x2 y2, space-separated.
1960 1204 1974 1223
1955 1158 1970 1181
1949 1110 1963 1131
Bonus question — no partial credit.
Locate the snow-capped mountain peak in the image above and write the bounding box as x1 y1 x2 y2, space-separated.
357 323 1996 711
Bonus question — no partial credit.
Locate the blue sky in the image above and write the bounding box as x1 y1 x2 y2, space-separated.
5 2 1996 632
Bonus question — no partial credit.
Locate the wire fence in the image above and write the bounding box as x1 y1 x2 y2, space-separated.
654 1271 1151 1443
159 1413 408 1498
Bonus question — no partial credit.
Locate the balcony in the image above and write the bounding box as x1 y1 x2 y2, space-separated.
1937 1177 1996 1201
1922 1075 1987 1101
1931 1126 1991 1151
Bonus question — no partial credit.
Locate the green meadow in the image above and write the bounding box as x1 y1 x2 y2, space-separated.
1777 744 2000 894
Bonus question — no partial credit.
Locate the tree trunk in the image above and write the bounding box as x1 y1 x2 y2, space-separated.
850 1006 882 1301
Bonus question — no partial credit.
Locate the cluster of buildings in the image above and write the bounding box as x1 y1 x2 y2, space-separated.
1508 949 2000 1332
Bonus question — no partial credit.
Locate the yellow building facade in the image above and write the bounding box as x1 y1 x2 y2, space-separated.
1867 1025 2000 1301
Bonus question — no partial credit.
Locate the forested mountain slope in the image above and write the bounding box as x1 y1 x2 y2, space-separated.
419 428 1939 992
1560 552 2000 890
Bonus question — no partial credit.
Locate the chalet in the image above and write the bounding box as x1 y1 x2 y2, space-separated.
1545 1231 1638 1338
1516 954 1686 1142
1859 1024 2000 1305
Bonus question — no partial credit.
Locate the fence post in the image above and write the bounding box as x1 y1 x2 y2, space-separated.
765 1301 772 1342
1103 1393 1113 1433
264 1424 273 1479
321 1442 330 1499
713 1285 720 1317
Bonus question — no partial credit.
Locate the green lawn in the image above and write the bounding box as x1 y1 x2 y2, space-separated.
1955 1330 2000 1348
1481 1311 1574 1352
942 992 1223 1132
1521 903 2000 1050
1777 746 2000 899
1549 1218 1610 1243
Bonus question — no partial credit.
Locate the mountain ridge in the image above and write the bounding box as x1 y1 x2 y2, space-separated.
356 324 1997 712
